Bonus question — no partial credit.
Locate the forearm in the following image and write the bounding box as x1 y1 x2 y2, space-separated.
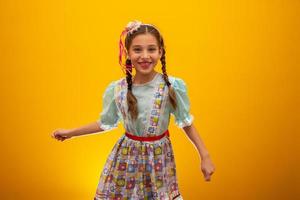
183 124 210 160
69 121 104 137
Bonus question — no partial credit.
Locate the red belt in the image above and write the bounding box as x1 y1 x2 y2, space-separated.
125 130 169 141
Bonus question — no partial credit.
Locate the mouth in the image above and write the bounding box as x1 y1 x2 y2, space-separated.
138 61 152 69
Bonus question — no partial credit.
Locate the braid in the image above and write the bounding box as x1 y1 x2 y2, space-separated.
125 59 138 120
161 48 171 87
160 45 177 110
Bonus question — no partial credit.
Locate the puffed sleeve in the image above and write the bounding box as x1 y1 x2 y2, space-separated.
170 77 194 128
96 81 120 131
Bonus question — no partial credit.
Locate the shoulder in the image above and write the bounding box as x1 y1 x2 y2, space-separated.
168 75 188 91
113 77 127 88
105 80 117 91
105 77 126 89
103 78 124 96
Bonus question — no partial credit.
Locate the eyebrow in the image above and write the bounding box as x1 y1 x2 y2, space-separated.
131 44 158 48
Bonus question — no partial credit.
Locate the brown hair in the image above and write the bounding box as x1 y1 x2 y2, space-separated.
124 24 177 120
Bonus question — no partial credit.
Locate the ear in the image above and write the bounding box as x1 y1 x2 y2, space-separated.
159 47 163 58
126 49 131 60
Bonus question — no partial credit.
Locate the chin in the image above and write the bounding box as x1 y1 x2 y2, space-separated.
136 68 155 75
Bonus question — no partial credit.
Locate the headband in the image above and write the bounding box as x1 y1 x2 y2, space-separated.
118 20 159 75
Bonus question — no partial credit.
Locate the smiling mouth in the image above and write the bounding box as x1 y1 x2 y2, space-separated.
138 62 152 64
138 62 152 68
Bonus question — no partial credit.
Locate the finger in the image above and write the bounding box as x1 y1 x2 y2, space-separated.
204 170 210 177
56 136 63 140
205 174 211 181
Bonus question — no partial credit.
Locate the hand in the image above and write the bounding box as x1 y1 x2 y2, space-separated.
51 128 73 142
200 156 215 181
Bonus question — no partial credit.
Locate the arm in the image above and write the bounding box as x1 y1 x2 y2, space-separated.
68 121 104 137
52 121 105 141
182 123 216 181
182 123 210 160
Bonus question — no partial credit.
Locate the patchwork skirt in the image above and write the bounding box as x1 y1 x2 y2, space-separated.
94 130 183 200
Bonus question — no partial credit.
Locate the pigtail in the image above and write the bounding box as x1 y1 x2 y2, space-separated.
160 40 177 110
125 58 138 120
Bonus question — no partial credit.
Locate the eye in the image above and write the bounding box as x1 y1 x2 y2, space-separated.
149 48 156 51
133 48 141 52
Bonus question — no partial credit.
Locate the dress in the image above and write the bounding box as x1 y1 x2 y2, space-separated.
94 72 194 200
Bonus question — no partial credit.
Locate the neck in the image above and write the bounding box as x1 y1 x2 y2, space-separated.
133 71 158 84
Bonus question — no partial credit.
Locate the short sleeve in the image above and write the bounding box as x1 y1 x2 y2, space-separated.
170 77 194 128
96 81 120 131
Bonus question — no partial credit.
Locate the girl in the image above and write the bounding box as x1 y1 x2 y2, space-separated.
52 20 215 200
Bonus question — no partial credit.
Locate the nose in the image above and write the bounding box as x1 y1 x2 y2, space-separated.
141 50 150 59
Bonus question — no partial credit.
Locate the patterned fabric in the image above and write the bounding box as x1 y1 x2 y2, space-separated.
94 135 182 200
94 73 193 199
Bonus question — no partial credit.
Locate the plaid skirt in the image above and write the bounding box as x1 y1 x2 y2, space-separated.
94 130 183 200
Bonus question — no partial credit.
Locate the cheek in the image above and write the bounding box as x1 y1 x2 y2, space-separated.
131 52 140 58
130 55 139 62
152 54 161 62
131 58 139 64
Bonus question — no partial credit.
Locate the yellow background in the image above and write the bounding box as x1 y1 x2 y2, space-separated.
1 0 298 199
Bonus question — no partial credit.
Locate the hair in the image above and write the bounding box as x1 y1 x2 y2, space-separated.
124 24 177 120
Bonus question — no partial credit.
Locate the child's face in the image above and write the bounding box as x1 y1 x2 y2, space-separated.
127 33 162 75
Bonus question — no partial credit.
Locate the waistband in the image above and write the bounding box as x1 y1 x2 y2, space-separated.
125 130 169 142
